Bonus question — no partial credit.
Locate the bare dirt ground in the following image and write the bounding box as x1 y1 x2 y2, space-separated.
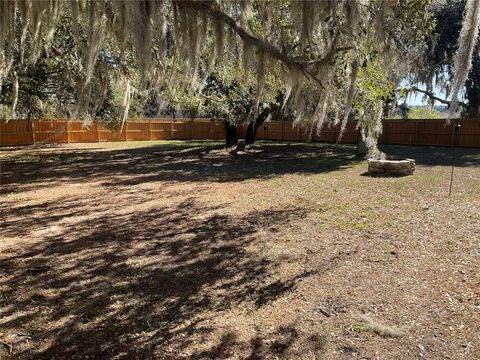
1 141 479 359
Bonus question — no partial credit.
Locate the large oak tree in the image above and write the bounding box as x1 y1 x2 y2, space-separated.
1 0 478 155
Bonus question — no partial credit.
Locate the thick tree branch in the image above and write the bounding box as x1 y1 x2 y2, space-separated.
406 86 467 107
180 0 330 89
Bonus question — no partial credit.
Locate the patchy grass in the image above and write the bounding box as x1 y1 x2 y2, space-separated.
0 141 479 359
73 139 223 150
353 314 404 338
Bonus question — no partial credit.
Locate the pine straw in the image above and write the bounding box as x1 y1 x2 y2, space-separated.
0 142 479 359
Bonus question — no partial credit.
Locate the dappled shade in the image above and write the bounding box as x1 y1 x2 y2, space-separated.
1 142 479 358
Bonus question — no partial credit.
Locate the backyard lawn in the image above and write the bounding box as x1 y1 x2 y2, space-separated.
1 141 479 359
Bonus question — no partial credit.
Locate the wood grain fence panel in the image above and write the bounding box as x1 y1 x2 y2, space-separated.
414 120 425 145
314 127 335 143
150 120 172 140
282 122 299 141
386 121 400 144
126 121 150 141
404 122 417 145
98 127 126 141
422 120 451 146
207 119 225 140
337 122 358 144
184 120 193 139
0 119 33 146
68 121 99 143
388 121 416 145
263 121 283 140
33 120 69 143
170 119 190 140
378 128 386 144
254 122 267 140
255 124 265 139
457 120 480 147
191 119 208 139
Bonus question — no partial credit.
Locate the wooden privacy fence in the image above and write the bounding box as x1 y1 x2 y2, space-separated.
1 118 479 147
254 118 480 147
0 118 224 146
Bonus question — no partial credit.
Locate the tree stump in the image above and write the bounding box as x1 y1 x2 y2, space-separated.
236 139 246 152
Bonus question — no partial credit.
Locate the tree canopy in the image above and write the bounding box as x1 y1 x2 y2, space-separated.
411 0 480 117
1 0 479 154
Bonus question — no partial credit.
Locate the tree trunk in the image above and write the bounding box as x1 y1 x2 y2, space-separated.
356 129 368 158
245 105 278 145
244 121 256 144
225 120 238 147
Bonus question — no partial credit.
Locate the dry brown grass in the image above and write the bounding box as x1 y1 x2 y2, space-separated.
1 141 479 359
353 314 404 338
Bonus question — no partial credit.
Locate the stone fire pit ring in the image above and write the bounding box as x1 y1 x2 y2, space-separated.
367 157 415 176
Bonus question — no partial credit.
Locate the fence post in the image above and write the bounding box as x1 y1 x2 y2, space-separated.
148 120 152 140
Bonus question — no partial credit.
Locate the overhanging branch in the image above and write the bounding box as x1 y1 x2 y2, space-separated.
406 86 467 107
180 0 333 89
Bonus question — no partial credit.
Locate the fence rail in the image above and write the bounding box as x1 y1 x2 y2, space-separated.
1 118 479 147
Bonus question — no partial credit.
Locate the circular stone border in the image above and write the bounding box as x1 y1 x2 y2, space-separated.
367 158 415 176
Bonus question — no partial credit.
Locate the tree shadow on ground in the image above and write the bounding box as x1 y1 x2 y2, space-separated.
0 142 361 194
2 141 478 358
2 142 479 196
379 144 480 167
189 324 329 360
0 191 327 359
